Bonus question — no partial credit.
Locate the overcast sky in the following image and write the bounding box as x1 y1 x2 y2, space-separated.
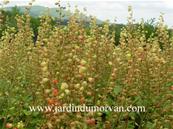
0 0 173 27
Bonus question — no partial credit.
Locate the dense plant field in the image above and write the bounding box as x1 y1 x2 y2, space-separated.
0 1 173 129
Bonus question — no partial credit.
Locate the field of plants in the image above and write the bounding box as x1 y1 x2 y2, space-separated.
0 0 173 129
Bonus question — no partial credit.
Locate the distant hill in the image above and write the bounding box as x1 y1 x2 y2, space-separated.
5 6 68 17
4 6 103 24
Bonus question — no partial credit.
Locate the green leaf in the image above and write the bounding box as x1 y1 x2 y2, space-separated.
113 86 122 95
23 110 32 116
146 121 156 129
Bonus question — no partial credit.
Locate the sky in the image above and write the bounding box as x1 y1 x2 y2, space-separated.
0 0 173 27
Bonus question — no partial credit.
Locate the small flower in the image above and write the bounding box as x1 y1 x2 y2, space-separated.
126 53 131 59
5 123 13 128
17 121 24 129
88 77 95 83
79 66 87 74
42 66 48 72
85 118 96 126
138 47 143 52
52 79 58 85
108 61 113 66
47 98 55 105
61 82 69 90
80 59 87 66
78 35 84 40
74 84 80 89
82 81 87 87
80 86 84 91
42 78 49 84
52 88 58 96
65 89 70 95
44 89 51 94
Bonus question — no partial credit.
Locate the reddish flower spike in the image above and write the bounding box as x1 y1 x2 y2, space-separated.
86 118 96 126
52 79 58 85
53 88 59 96
47 98 55 105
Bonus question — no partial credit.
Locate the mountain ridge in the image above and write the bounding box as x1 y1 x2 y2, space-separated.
4 5 103 24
